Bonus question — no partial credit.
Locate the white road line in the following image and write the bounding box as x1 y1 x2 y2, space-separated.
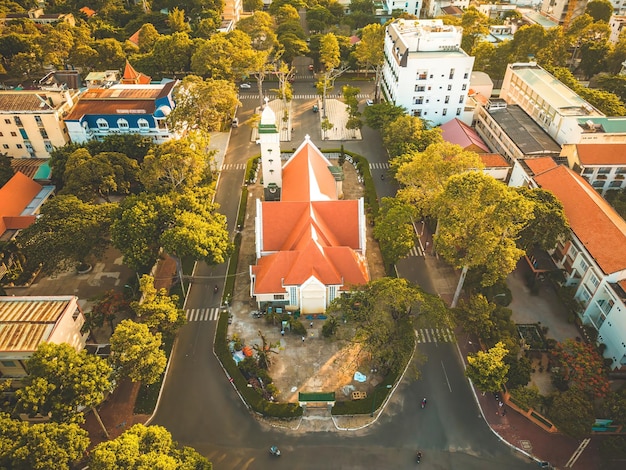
441 360 452 392
565 438 590 468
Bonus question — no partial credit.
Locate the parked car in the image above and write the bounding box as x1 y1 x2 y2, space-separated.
239 83 251 89
366 99 374 106
308 64 314 71
232 117 239 128
312 105 319 113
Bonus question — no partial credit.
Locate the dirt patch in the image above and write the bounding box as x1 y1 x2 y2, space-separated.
228 158 385 402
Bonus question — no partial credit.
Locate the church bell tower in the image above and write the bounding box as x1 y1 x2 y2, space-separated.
259 100 281 201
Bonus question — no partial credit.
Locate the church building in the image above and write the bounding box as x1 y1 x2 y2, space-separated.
250 105 370 314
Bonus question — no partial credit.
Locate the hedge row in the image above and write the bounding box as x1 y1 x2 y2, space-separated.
331 374 397 416
245 155 261 183
236 185 248 230
214 310 302 418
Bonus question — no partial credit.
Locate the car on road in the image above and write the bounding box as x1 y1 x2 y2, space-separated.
239 83 251 89
366 99 374 106
312 104 319 113
231 117 239 128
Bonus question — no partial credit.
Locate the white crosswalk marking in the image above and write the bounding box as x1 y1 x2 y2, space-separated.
185 307 220 322
407 246 421 257
369 162 390 170
415 328 455 343
221 163 245 170
238 93 372 101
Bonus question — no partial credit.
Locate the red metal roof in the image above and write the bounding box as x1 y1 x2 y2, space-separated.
524 157 558 176
575 143 626 165
534 165 626 275
441 118 489 153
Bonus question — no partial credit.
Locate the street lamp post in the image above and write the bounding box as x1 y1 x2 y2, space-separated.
370 384 392 417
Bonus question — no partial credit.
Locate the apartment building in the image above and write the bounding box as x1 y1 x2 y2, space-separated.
0 89 78 159
423 0 470 17
223 0 243 23
561 143 626 195
500 62 604 145
533 164 626 370
381 0 423 16
382 19 475 126
540 0 588 27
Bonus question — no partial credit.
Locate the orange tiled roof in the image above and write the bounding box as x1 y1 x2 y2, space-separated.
0 172 42 236
282 141 338 201
121 61 151 85
480 153 509 168
79 6 96 17
524 157 558 176
128 29 141 47
534 165 626 275
10 159 48 179
576 143 626 165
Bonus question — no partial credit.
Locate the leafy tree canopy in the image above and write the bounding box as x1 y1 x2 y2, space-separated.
515 187 570 252
15 342 112 423
549 388 595 438
133 274 186 334
466 341 510 393
0 413 90 470
89 424 212 470
551 339 610 398
110 319 167 384
383 115 443 158
373 197 415 265
585 0 613 22
0 152 15 186
363 102 406 130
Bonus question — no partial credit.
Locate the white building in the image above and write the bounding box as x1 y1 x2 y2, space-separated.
382 19 475 126
532 164 626 370
381 0 423 16
423 0 470 17
609 15 626 44
541 0 588 27
0 89 78 158
500 62 606 145
561 143 626 195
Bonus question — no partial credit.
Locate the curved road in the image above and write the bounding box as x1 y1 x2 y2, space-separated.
151 80 535 470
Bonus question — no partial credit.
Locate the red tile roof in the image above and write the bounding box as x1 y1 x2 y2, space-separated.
121 61 151 85
10 159 48 179
533 165 626 275
575 144 626 165
0 172 42 236
524 157 558 176
282 141 337 201
253 139 369 295
480 153 509 168
441 118 489 153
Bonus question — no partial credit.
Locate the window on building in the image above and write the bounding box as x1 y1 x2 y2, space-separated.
16 144 23 149
117 118 129 129
445 95 450 104
40 128 48 139
598 167 611 174
96 118 109 129
592 180 605 187
412 109 422 117
11 131 17 137
1 360 17 368
464 72 469 79
459 95 464 103
4 119 10 124
415 85 425 92
449 68 455 79
456 108 461 115
447 84 452 91
34 116 43 125
588 273 599 288
579 257 589 272
417 72 427 80
583 168 594 174
44 141 53 152
137 118 149 129
14 116 22 126
462 84 467 91
273 294 285 300
415 97 424 104
443 108 447 116
2 144 8 149
0 132 2 136
609 180 623 187
72 308 80 321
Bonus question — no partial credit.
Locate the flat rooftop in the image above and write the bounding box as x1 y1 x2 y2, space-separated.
508 64 602 116
488 104 562 155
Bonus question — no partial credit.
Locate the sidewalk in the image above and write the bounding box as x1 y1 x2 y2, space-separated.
419 221 601 469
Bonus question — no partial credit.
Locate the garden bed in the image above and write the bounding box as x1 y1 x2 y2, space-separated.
517 323 547 350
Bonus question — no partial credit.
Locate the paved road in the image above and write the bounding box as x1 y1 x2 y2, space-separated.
151 78 535 470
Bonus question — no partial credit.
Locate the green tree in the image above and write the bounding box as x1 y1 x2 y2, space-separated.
237 11 277 51
383 115 443 158
505 355 532 389
353 23 384 102
579 39 610 79
137 23 160 53
434 172 533 307
393 142 484 218
15 342 112 423
460 7 489 52
594 73 626 102
0 152 14 186
585 0 613 22
110 320 167 384
17 195 115 275
151 32 194 76
167 7 190 33
551 339 610 398
516 187 569 252
549 389 594 438
140 138 210 193
321 116 333 139
600 386 626 425
319 32 340 71
455 294 496 340
363 102 406 130
243 0 264 11
168 75 240 134
133 274 186 334
92 38 126 70
329 277 422 374
89 424 212 470
373 197 415 265
465 341 510 393
0 413 90 470
62 149 140 202
191 30 258 80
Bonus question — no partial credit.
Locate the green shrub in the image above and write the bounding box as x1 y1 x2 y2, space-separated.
290 318 307 335
509 385 543 411
223 232 241 303
245 156 260 183
322 316 339 337
332 376 396 416
237 185 248 230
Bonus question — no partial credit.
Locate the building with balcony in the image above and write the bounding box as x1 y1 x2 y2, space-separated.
500 62 604 145
381 0 423 16
382 19 475 126
533 164 626 370
423 0 470 17
540 0 588 27
560 143 626 195
0 296 87 379
0 89 78 158
223 0 243 23
64 81 176 144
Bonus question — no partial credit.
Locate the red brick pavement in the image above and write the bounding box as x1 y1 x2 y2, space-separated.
458 333 601 469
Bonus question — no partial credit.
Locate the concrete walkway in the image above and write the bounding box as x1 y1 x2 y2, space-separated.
319 98 362 141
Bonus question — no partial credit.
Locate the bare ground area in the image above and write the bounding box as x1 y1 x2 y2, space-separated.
228 159 386 403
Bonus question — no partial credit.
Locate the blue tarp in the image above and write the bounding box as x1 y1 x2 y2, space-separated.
353 371 367 382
